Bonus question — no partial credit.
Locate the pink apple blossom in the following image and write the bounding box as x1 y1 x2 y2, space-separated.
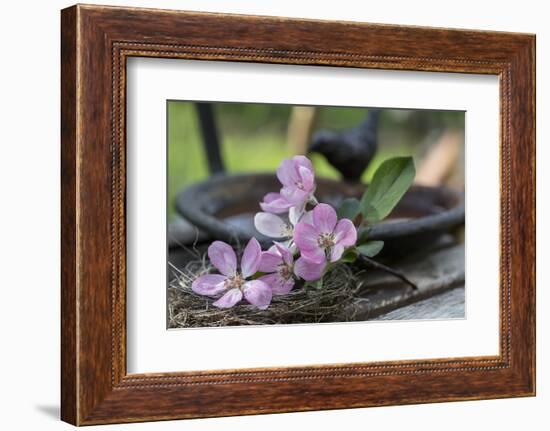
192 238 272 309
258 243 295 294
276 155 316 208
258 242 325 292
294 203 357 265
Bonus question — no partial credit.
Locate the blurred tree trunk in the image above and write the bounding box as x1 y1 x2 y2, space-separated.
286 106 318 155
416 129 464 188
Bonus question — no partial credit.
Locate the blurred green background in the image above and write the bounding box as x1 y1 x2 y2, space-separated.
168 101 464 219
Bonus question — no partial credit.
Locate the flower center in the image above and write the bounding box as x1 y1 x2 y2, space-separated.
277 263 293 280
295 180 304 190
225 273 245 290
317 232 335 249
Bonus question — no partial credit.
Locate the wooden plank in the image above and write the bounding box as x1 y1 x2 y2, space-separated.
376 287 465 320
344 242 464 320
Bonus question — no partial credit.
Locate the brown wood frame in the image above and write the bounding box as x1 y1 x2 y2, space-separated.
61 4 536 426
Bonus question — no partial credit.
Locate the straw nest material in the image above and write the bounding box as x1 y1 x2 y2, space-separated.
168 252 365 328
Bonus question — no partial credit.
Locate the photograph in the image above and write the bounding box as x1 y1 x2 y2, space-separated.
167 101 466 328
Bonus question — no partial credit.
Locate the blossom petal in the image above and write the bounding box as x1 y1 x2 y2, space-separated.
334 219 357 246
298 246 325 264
287 241 298 254
241 237 262 278
191 274 227 296
260 192 293 214
312 203 337 234
274 242 294 266
254 212 288 238
259 273 295 295
276 158 300 186
330 244 346 262
288 205 304 226
301 210 313 225
293 155 314 172
298 165 315 192
212 288 242 308
243 280 272 310
208 241 237 276
262 192 282 204
277 239 297 254
294 257 326 281
294 221 325 263
281 186 309 206
258 250 283 273
288 204 310 226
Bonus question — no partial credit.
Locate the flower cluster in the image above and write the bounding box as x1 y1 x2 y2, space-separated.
192 156 357 309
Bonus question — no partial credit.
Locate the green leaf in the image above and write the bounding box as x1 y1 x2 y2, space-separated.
360 157 415 223
357 227 371 244
340 247 358 263
337 198 360 220
357 241 384 258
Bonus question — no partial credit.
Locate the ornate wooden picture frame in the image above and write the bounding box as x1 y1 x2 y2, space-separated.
61 4 535 425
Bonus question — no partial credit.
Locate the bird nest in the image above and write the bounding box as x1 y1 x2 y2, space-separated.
168 254 365 328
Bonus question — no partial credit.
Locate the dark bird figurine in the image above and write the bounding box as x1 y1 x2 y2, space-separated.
308 109 381 182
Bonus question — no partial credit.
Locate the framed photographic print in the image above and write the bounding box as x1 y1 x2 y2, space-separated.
61 4 535 425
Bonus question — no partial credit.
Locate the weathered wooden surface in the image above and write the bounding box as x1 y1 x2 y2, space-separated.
344 241 465 320
376 287 465 320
